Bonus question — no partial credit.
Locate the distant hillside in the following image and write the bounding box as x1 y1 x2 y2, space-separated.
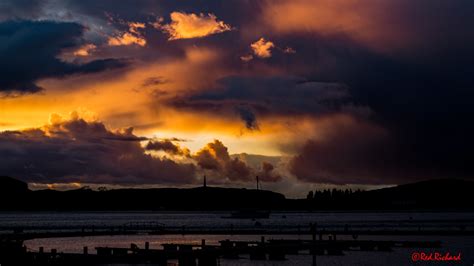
30 186 286 211
1 177 473 211
0 176 29 193
299 179 474 210
353 179 474 210
0 176 30 210
0 176 29 194
0 177 286 211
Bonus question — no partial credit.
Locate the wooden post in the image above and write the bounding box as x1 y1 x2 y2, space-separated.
311 223 316 241
311 223 317 266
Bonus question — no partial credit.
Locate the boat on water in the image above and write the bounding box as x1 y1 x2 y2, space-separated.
222 210 270 219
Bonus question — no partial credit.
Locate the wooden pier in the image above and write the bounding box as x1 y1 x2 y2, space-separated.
1 235 442 266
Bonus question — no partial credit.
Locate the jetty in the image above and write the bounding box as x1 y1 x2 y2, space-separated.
1 235 441 266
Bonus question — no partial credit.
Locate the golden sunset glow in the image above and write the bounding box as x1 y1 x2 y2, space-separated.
251 38 275 58
155 12 232 40
1 5 473 266
1 0 473 195
108 22 147 47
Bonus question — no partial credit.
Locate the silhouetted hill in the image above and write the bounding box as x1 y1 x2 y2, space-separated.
352 179 474 210
0 176 30 210
44 186 284 211
1 177 473 211
0 178 286 210
0 176 29 193
300 179 474 210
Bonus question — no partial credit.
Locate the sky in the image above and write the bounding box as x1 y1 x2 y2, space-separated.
1 0 474 197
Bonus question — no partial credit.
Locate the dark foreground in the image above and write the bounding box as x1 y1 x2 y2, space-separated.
1 211 474 265
1 236 443 266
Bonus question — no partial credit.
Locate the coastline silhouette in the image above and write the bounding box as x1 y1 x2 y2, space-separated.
1 176 473 211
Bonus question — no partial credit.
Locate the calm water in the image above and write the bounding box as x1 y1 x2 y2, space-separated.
1 211 473 229
1 211 473 265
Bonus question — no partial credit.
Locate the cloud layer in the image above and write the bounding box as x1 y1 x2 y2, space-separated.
169 75 354 128
1 0 474 189
108 22 147 47
0 20 127 94
0 113 282 186
0 112 196 184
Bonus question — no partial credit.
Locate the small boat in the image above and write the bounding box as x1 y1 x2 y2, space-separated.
222 210 270 219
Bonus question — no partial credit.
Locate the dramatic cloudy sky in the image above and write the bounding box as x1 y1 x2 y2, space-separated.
1 0 473 197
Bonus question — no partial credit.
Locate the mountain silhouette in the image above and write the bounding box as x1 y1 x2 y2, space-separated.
0 176 29 194
351 179 474 210
0 177 473 210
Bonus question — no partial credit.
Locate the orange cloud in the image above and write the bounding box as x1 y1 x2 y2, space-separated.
73 44 97 57
193 139 253 181
251 38 275 58
260 0 422 52
155 12 232 40
128 22 146 34
263 0 364 34
108 22 146 47
1 42 301 158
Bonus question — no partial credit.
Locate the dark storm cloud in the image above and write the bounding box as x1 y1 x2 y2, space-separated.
165 21 474 185
169 75 355 126
318 40 474 184
146 140 179 153
278 31 474 184
0 0 43 20
235 106 259 130
0 20 127 94
0 114 196 184
145 139 190 157
257 162 282 182
279 35 474 184
59 0 262 24
288 115 398 185
193 140 281 183
0 1 262 67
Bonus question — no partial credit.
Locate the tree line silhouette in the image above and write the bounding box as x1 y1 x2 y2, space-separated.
306 189 364 201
